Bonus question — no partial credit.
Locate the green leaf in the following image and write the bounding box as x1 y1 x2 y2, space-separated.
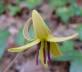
26 0 42 9
76 25 82 41
7 4 21 16
69 3 80 16
61 15 70 23
28 26 35 39
68 0 75 4
56 8 71 23
0 39 7 60
54 50 82 61
80 8 82 16
0 29 11 60
14 28 24 46
54 41 82 61
16 0 25 4
60 40 74 51
54 41 74 61
0 29 11 39
0 1 5 14
49 0 67 8
70 58 82 72
14 27 33 46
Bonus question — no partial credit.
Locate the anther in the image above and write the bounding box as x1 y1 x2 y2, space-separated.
47 42 51 62
36 42 41 65
43 41 46 64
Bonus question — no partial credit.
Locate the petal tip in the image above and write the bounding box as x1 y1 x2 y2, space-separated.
8 48 13 52
76 33 79 36
8 48 21 52
73 33 79 38
32 10 39 16
32 9 37 12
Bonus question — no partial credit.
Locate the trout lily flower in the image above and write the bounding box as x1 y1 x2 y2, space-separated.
8 10 78 67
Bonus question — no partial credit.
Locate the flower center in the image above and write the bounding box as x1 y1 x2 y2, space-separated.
36 41 51 65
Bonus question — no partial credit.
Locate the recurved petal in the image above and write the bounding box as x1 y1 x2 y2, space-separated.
47 33 78 42
32 10 51 40
50 42 62 56
8 39 40 52
39 41 48 67
23 18 34 40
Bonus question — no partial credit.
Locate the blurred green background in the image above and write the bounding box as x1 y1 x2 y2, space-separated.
0 0 82 72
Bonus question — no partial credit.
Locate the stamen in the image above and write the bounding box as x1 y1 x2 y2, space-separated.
36 42 41 65
47 42 51 62
43 41 46 64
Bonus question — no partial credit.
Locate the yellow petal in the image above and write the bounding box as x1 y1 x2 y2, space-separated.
8 39 40 52
23 18 33 40
39 41 48 67
32 10 51 40
47 33 78 42
50 42 62 56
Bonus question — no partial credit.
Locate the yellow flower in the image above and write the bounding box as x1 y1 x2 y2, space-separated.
8 10 78 67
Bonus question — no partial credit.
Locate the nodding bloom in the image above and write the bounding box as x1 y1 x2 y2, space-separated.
8 10 78 67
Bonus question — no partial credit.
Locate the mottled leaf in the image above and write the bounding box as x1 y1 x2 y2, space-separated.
14 28 24 46
7 4 21 16
0 29 10 60
26 0 42 9
70 58 82 72
76 25 82 41
54 41 82 61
